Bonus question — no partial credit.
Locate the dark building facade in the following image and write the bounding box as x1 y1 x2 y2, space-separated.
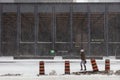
0 3 120 58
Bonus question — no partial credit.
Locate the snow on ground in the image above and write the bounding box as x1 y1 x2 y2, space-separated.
0 56 120 80
0 75 120 80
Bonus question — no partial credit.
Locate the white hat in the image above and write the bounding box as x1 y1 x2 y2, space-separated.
80 49 84 52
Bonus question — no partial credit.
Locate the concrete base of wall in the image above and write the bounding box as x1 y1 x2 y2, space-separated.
14 56 103 59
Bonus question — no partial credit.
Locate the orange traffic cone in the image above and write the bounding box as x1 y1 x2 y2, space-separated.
39 61 45 75
65 61 70 74
91 58 99 72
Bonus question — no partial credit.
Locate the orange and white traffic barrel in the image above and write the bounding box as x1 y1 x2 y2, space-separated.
65 61 70 74
105 59 110 72
39 61 45 75
91 58 99 72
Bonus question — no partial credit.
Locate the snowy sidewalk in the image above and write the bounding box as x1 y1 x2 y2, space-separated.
0 59 120 76
0 75 120 80
0 56 120 80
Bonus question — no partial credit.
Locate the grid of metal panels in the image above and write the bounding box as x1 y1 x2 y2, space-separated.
0 3 120 57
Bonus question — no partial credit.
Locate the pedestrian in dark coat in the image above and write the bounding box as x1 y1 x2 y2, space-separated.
80 49 87 70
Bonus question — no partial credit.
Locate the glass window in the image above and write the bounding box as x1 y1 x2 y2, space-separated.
89 4 105 13
90 43 106 56
73 12 88 43
73 4 87 12
38 4 52 42
1 13 17 55
3 4 17 12
108 13 120 42
108 4 120 12
55 43 70 56
38 43 52 56
108 44 120 56
90 13 104 42
90 13 106 56
38 13 52 42
37 4 53 56
21 13 35 42
20 4 34 13
55 4 70 42
19 44 35 56
56 12 70 42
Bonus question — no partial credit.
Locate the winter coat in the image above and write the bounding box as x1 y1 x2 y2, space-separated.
80 52 86 61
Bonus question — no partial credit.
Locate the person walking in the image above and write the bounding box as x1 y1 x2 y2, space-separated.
80 49 87 71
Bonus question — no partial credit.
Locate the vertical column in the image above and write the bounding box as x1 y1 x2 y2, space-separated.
70 3 73 55
0 4 2 56
17 4 21 55
105 3 109 56
34 4 38 55
52 5 55 50
80 16 83 49
104 4 106 56
87 4 91 55
70 3 73 53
